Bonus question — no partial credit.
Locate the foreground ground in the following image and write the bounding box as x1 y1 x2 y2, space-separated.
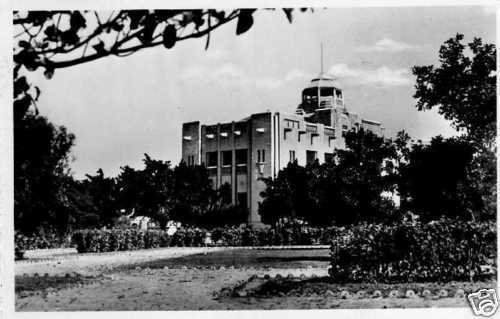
15 247 493 311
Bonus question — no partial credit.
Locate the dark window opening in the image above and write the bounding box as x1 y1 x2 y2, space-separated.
325 153 334 163
257 149 266 163
206 151 218 167
222 151 232 166
236 149 248 165
342 125 349 138
306 150 317 165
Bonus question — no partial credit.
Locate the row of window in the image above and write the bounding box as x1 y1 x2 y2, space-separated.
284 130 337 147
290 150 334 164
204 148 336 168
205 148 269 168
206 149 250 167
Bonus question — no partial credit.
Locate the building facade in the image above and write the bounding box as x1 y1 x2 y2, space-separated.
181 73 384 225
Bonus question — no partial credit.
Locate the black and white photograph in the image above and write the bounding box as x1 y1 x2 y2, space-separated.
3 1 498 316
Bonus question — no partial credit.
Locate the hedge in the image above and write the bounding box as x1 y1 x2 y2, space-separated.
71 224 341 253
15 231 72 259
329 218 496 282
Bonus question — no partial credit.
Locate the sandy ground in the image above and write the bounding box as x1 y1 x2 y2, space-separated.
15 247 474 311
17 247 228 276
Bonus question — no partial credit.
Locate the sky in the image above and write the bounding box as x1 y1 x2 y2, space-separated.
29 6 496 179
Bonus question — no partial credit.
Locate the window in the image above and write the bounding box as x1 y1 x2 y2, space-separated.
222 151 232 166
206 151 218 167
289 150 296 163
342 125 349 138
285 119 300 129
325 153 334 163
187 155 195 166
257 149 266 163
306 150 317 165
236 149 248 165
325 127 335 137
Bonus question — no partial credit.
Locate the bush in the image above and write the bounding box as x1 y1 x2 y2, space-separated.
15 230 72 259
329 218 496 282
71 221 340 253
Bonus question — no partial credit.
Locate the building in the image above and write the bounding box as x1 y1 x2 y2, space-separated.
181 72 384 225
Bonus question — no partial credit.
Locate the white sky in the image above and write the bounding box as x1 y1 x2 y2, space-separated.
28 6 496 179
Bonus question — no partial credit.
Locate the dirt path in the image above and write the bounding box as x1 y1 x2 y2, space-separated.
16 247 228 276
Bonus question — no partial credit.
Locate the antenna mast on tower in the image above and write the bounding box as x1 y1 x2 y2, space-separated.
320 42 324 75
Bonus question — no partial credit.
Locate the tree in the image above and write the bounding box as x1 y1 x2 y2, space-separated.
399 136 480 221
80 169 119 227
259 161 317 224
412 34 496 148
115 154 174 228
13 9 303 233
412 34 496 221
333 129 398 224
170 162 246 227
259 129 399 226
14 111 75 233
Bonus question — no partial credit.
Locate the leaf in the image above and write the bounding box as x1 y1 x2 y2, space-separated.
61 30 80 46
128 10 148 30
180 11 194 27
139 15 157 43
14 94 32 119
14 76 29 98
236 9 255 35
162 24 176 49
210 10 225 21
283 8 293 23
92 40 106 54
44 25 60 42
111 23 124 32
18 40 30 49
70 11 86 31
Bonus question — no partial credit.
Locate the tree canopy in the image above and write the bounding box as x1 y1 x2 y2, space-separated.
412 34 496 148
14 111 75 233
259 129 398 226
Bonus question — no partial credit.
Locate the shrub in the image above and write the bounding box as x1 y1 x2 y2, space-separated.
329 218 496 282
71 221 340 253
15 231 72 259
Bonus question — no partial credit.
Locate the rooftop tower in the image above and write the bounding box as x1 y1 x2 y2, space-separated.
297 43 345 114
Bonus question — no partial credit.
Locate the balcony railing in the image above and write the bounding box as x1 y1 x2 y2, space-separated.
324 127 335 137
306 124 318 134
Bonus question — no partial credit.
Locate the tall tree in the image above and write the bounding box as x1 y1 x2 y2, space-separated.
259 129 398 226
412 34 496 148
81 169 119 227
14 111 75 233
259 161 316 225
333 129 398 224
412 34 496 220
399 136 479 221
115 154 173 227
